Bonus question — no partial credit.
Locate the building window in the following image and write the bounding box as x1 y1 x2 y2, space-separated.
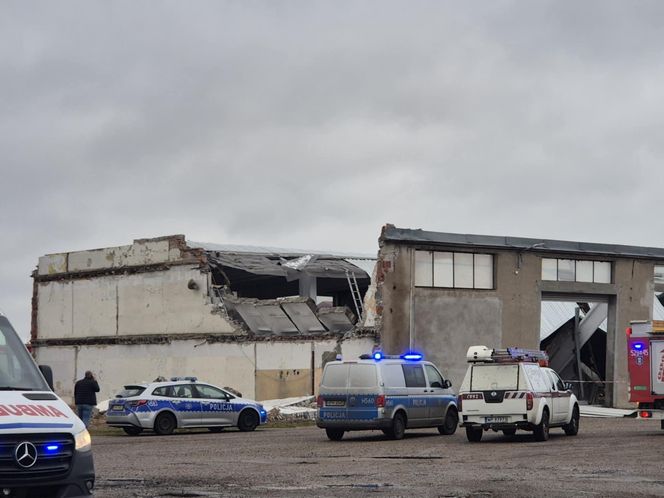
541 258 612 284
655 265 664 285
414 250 494 289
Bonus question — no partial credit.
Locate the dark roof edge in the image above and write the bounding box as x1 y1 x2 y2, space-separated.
380 225 664 260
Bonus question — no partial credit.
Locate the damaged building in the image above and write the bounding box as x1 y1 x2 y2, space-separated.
376 224 664 408
31 235 377 403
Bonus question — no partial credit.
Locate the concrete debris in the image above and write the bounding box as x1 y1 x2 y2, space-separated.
261 395 316 421
580 405 637 418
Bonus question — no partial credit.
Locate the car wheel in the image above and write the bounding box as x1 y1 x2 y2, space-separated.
154 412 176 436
465 426 483 442
534 409 550 441
208 427 224 433
502 428 517 437
238 410 259 432
387 412 407 440
123 427 143 436
438 407 458 435
563 405 580 436
326 428 344 441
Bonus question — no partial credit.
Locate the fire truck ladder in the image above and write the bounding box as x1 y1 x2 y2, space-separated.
345 270 364 320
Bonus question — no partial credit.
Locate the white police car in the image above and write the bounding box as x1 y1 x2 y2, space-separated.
316 352 458 440
105 378 268 436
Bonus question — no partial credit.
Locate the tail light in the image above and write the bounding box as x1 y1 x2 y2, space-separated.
526 392 534 410
626 327 632 337
640 410 651 418
375 394 385 408
457 395 462 412
128 399 147 408
316 395 324 407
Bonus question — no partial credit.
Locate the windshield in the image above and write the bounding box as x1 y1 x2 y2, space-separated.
470 364 518 391
0 315 50 391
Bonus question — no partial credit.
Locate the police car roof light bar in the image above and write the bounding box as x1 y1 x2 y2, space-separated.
359 352 424 361
170 376 197 382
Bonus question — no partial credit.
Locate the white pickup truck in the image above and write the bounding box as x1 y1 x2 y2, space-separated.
458 346 579 442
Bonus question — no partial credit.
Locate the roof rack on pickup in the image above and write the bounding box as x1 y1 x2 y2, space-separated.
467 345 549 366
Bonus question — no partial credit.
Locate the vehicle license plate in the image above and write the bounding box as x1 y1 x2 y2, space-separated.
485 416 508 423
112 404 124 411
326 400 345 407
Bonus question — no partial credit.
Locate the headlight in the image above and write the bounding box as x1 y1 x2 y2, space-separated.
75 429 92 452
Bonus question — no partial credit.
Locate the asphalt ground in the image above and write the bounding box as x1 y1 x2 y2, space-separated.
91 417 664 498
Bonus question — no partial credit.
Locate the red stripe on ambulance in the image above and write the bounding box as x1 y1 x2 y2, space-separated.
0 404 68 417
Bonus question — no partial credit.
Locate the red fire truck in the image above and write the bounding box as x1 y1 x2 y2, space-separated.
626 320 664 429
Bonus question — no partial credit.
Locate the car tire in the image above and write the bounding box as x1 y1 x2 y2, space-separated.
154 412 176 436
563 405 580 436
438 407 458 435
534 409 550 441
502 428 517 437
208 427 224 433
387 412 407 440
465 426 483 442
123 427 143 436
326 428 344 441
238 410 259 432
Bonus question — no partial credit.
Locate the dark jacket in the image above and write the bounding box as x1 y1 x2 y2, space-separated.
74 377 100 406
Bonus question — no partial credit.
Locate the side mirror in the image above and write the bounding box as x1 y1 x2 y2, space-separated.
443 379 452 389
39 365 54 390
564 382 573 391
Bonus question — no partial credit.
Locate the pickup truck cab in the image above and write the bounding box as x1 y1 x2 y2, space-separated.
458 345 579 442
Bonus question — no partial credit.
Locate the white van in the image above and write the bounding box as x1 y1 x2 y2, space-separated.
316 352 458 441
0 312 94 497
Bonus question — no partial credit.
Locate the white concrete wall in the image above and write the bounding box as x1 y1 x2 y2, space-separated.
35 337 376 405
37 266 235 339
38 238 181 276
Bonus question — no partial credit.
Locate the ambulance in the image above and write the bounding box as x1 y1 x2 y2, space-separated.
0 311 94 497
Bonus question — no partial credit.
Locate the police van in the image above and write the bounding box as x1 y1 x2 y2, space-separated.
316 352 458 441
0 311 94 497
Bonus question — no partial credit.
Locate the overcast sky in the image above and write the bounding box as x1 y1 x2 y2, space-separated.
2 1 664 339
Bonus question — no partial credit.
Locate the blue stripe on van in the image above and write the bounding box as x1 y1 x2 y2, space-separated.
0 423 74 429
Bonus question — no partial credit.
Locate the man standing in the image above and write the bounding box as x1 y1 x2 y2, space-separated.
74 371 100 428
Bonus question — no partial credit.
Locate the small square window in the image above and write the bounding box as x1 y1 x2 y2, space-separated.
655 265 664 285
558 259 575 282
594 261 611 284
414 251 432 287
474 254 493 289
433 252 453 287
454 253 474 288
576 261 593 283
541 259 557 281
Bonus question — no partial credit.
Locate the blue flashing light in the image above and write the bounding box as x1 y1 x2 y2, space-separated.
401 352 423 361
633 342 645 351
45 445 59 452
372 352 384 361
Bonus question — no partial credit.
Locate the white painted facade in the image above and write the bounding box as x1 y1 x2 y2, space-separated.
37 337 374 404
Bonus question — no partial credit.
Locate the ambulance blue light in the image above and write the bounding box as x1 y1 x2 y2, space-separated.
372 352 384 361
46 445 59 452
633 342 645 351
401 352 423 361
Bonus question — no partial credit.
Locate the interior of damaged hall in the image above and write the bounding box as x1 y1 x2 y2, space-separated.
31 226 664 409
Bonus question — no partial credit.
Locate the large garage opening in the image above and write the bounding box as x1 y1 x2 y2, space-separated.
540 297 609 405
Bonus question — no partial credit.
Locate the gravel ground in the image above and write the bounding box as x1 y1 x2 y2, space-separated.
91 417 664 497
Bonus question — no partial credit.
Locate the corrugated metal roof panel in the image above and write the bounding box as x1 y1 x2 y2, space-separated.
540 301 579 341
